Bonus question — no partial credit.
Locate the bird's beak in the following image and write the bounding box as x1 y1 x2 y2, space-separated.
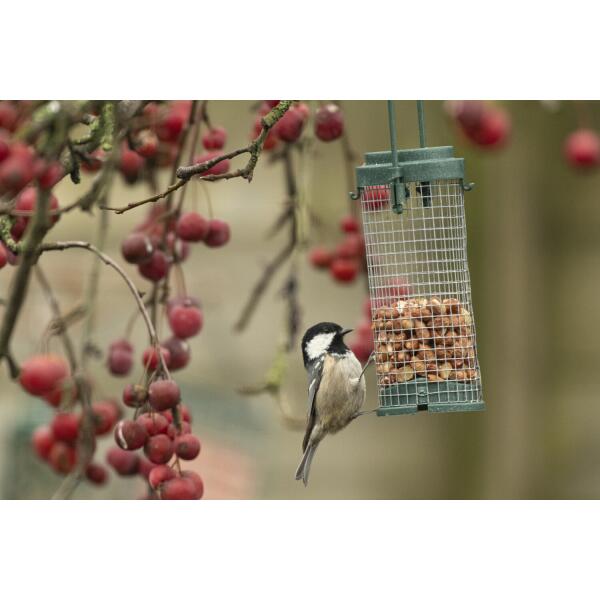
341 328 353 337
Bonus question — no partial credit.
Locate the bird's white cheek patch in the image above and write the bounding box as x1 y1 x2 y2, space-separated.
306 333 335 361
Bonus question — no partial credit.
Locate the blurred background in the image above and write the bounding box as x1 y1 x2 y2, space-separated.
1 100 599 499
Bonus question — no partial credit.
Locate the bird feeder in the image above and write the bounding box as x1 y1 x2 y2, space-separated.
353 101 484 416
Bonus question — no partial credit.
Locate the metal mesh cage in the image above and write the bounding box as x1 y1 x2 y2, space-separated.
360 177 484 415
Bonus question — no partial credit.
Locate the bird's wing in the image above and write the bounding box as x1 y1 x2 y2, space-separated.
302 357 324 452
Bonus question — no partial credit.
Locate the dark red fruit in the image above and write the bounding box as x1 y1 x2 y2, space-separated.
253 116 278 150
114 419 148 451
0 102 19 132
202 126 227 150
309 246 332 269
121 233 153 264
42 381 76 408
92 400 121 436
0 135 9 163
0 145 36 195
136 413 169 436
20 354 69 396
148 465 176 489
166 295 201 315
464 107 510 148
48 442 76 474
38 161 64 190
123 384 148 408
51 412 80 443
32 425 55 460
181 470 204 499
135 130 158 158
13 186 60 231
85 463 108 485
204 219 230 248
148 380 180 411
174 434 201 460
162 337 190 371
179 404 192 423
107 347 133 376
0 244 6 269
340 215 360 234
168 305 203 339
564 129 600 168
274 105 307 143
315 104 344 142
335 233 365 260
119 146 145 183
362 186 389 211
81 148 105 173
330 258 359 283
109 339 134 354
160 477 197 500
106 447 140 476
138 250 169 281
142 346 171 371
193 152 230 176
167 421 192 439
156 109 185 143
137 457 155 479
175 212 209 242
144 434 174 464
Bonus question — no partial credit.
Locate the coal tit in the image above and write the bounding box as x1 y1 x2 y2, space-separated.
295 322 367 486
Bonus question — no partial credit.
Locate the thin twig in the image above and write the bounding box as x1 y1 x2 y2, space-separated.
105 101 292 215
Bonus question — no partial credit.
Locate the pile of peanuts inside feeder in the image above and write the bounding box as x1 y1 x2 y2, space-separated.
371 297 479 385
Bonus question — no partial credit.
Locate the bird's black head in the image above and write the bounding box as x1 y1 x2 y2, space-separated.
301 321 353 367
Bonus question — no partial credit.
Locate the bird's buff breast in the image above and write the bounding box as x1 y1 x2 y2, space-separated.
316 354 366 433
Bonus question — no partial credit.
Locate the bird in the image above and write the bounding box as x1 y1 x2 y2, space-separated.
295 322 367 486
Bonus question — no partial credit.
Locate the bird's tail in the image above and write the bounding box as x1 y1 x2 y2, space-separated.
294 442 319 487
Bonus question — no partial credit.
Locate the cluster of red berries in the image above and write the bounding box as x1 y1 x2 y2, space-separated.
445 101 511 149
23 354 120 484
107 374 203 500
308 215 365 284
250 101 345 150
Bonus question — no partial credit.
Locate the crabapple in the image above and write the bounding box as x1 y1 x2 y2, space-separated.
315 104 344 142
174 434 201 460
136 412 170 436
160 477 197 500
204 219 230 247
309 246 332 269
142 346 171 370
148 465 176 490
121 232 153 264
168 305 203 339
175 212 209 242
51 412 80 443
162 337 190 371
114 419 148 451
564 129 600 168
20 354 69 396
85 463 108 485
138 250 169 281
148 379 180 411
32 425 55 460
106 447 139 476
330 258 359 283
48 442 76 474
144 434 174 464
202 126 227 150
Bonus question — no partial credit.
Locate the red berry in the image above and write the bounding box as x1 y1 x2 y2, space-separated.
175 212 209 242
0 136 9 163
362 185 390 211
193 151 230 176
92 400 121 436
315 104 344 142
136 412 169 436
123 383 148 408
0 145 36 195
463 107 510 148
168 305 203 339
0 102 19 132
137 457 155 479
42 380 76 408
179 404 192 423
167 295 201 315
144 434 174 464
181 470 204 499
32 425 55 460
204 219 230 248
119 146 145 182
106 447 139 476
81 148 105 173
107 347 133 376
202 126 227 150
148 379 180 411
174 434 201 460
156 109 186 143
135 129 158 158
109 338 134 354
446 100 485 130
38 161 64 190
48 442 77 474
167 421 192 439
114 419 148 451
51 412 80 443
160 477 197 500
0 244 8 269
330 258 359 283
20 354 69 396
340 215 360 233
142 346 171 371
121 233 153 264
564 129 600 168
162 337 190 371
138 250 169 281
335 233 365 260
274 105 307 143
85 463 108 485
13 186 60 232
309 246 333 269
148 465 176 489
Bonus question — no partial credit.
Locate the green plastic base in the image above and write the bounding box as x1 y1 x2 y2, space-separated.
377 380 484 416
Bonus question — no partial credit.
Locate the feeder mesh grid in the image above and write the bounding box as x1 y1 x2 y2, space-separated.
361 180 482 411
